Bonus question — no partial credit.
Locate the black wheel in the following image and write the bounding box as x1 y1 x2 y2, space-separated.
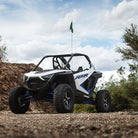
9 86 30 114
96 90 111 113
54 84 74 113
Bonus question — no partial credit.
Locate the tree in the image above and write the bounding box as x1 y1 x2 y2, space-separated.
117 24 138 63
0 36 7 61
115 24 138 110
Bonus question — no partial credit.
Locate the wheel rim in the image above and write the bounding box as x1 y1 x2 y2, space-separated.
63 90 71 109
103 96 109 109
18 95 26 107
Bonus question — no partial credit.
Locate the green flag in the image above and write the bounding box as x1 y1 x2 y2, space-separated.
70 21 73 33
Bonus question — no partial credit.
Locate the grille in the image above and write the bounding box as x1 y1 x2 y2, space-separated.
27 77 45 89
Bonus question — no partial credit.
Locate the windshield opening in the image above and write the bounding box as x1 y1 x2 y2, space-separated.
33 54 93 72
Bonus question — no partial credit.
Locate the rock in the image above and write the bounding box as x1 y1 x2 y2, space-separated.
130 112 138 115
79 126 86 130
89 126 98 131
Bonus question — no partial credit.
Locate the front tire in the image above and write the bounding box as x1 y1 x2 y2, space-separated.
54 84 74 113
9 86 30 114
96 90 111 113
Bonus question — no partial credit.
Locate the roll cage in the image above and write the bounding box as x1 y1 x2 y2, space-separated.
33 53 94 72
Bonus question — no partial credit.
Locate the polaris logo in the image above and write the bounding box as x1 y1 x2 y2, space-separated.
75 73 88 80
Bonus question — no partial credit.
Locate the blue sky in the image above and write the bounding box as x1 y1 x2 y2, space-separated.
0 0 138 80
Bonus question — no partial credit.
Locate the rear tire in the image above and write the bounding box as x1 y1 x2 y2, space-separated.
9 86 30 114
54 84 74 113
96 90 111 113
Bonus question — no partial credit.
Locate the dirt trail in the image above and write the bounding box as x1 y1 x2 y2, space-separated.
0 111 137 138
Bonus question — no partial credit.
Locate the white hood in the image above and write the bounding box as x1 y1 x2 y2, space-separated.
24 70 71 81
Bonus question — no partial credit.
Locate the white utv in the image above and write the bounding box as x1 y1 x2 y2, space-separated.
9 53 111 114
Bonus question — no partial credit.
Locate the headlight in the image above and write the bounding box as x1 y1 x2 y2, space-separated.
42 74 53 81
23 75 28 82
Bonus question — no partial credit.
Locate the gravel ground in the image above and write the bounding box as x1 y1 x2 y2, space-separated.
0 111 137 138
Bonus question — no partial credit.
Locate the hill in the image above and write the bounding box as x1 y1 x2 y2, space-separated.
0 60 36 110
0 60 55 112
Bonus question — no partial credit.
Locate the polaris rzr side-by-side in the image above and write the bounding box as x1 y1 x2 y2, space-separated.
9 53 111 114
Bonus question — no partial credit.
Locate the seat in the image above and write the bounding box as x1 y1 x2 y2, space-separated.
77 66 83 72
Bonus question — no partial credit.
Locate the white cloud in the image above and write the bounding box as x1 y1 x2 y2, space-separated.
2 0 137 44
105 0 138 20
104 0 138 30
0 4 6 11
7 40 71 62
54 9 80 32
74 44 127 71
73 0 138 40
97 70 130 88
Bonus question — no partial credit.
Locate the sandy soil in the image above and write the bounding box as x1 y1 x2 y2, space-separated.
0 111 137 138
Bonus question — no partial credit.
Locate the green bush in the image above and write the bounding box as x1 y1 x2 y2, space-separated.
0 36 7 61
103 67 138 111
